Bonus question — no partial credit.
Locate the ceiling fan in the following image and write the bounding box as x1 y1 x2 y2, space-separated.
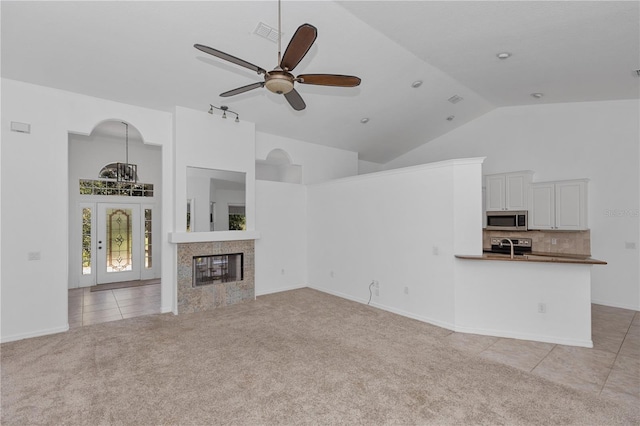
194 1 361 111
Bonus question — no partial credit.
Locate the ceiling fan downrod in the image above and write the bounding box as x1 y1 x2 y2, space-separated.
277 0 282 67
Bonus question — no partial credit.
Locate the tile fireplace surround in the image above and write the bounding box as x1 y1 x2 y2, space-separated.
177 240 255 313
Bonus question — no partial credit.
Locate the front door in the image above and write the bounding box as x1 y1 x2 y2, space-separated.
96 203 141 284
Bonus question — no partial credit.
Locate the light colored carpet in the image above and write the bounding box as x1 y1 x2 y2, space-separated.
2 288 638 425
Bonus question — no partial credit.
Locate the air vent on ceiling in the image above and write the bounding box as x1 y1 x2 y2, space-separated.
448 95 464 104
254 22 281 43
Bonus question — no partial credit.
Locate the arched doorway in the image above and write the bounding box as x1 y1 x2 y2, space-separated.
67 120 162 326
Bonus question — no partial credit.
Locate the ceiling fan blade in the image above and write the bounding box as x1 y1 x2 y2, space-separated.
194 44 266 75
280 24 317 72
284 89 306 111
220 82 265 97
297 74 361 87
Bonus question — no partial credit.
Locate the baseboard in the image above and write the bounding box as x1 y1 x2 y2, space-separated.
592 299 640 312
308 286 456 332
1 324 69 344
307 286 594 348
453 324 593 348
256 284 306 297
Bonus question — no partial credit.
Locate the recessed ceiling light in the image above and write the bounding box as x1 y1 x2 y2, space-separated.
360 118 370 124
496 52 511 60
448 95 463 104
411 80 423 88
530 92 544 99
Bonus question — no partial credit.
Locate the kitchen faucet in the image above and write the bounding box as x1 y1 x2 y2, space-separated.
499 238 515 259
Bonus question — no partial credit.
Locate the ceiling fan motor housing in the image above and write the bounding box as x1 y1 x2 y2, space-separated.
265 71 295 94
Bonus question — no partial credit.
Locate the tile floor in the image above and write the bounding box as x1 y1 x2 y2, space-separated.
68 288 639 407
444 303 640 406
68 283 161 328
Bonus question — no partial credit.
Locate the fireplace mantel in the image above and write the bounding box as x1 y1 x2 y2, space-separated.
169 231 261 244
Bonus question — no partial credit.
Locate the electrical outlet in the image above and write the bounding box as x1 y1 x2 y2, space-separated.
404 286 409 295
538 303 547 314
551 238 557 245
281 269 285 275
432 246 439 255
330 271 334 278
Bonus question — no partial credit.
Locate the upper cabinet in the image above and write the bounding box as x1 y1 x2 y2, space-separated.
485 171 533 211
529 179 588 230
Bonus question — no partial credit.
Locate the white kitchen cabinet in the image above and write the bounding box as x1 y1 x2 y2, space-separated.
529 179 588 230
485 171 533 211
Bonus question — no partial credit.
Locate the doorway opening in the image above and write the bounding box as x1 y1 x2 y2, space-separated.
68 120 162 325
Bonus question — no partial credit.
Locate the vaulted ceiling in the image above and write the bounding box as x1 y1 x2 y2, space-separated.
2 1 638 163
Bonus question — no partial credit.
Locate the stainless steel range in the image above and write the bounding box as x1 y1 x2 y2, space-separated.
489 237 532 256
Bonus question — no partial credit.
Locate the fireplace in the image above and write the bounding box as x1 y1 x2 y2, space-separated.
177 240 254 313
193 253 243 287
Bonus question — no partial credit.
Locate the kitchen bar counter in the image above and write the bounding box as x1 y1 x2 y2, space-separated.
455 252 606 265
454 252 598 347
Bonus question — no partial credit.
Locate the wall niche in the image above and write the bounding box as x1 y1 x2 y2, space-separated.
256 149 302 184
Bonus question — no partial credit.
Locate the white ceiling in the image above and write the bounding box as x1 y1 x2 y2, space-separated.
2 1 638 164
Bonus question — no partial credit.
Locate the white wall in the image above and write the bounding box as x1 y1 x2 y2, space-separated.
385 100 640 310
358 159 384 175
306 159 484 330
1 79 173 343
253 132 357 297
174 107 255 234
255 180 307 296
68 133 163 288
256 131 358 185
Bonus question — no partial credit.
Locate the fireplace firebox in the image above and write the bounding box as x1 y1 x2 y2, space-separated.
193 253 243 287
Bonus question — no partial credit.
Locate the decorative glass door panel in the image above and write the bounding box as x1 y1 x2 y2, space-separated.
97 204 141 284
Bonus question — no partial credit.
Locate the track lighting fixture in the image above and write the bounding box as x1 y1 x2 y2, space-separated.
209 105 240 122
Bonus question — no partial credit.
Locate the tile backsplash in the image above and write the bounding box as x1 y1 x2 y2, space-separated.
483 229 591 256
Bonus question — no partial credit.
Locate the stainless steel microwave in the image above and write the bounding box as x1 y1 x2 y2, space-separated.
486 210 528 231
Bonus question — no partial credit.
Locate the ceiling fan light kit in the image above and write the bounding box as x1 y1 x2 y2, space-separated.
194 0 361 111
265 72 295 94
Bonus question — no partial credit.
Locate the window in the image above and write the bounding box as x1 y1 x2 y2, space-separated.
228 205 246 231
144 208 152 268
81 207 92 275
106 208 133 273
79 179 153 197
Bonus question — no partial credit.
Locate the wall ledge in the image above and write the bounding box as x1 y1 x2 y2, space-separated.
309 157 486 187
169 230 261 244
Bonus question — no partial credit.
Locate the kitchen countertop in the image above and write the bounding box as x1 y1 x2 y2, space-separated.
455 251 607 265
